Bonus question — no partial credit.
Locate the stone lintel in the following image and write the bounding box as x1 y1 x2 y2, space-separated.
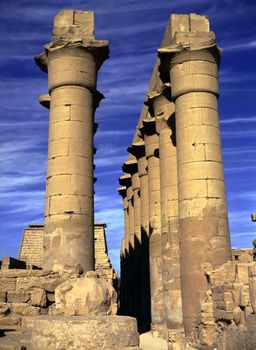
122 159 138 175
119 174 131 187
39 93 50 109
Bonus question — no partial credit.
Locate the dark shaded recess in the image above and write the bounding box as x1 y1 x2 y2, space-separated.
119 224 151 333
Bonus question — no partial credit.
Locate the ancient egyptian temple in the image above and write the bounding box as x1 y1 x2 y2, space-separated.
0 9 256 350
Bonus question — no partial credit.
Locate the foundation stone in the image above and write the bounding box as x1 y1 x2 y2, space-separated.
31 315 140 350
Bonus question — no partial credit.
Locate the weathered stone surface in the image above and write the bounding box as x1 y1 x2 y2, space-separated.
0 278 16 292
10 303 41 316
0 291 7 302
0 338 26 350
7 291 30 304
31 315 140 350
30 288 47 307
0 314 21 326
0 303 10 315
16 272 69 292
55 272 117 316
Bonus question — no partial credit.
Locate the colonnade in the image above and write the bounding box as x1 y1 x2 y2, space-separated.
118 14 231 343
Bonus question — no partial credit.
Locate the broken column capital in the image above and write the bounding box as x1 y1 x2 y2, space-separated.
35 10 109 109
118 174 131 188
117 186 127 199
139 117 156 137
158 32 221 101
127 141 145 159
39 93 50 109
35 10 109 73
139 118 159 160
122 159 138 176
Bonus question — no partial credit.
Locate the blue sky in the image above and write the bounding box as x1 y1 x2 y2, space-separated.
0 0 255 273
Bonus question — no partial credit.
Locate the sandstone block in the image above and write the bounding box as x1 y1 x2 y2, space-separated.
7 291 30 304
55 272 117 316
31 315 140 350
0 291 7 302
236 263 249 284
246 314 256 350
0 338 26 350
0 314 21 326
0 303 10 316
239 285 250 308
10 303 41 316
30 288 47 307
0 278 16 292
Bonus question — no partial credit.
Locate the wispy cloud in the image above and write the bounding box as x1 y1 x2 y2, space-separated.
225 40 256 52
220 116 256 124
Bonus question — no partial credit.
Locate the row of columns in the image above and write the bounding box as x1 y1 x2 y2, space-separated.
118 14 231 345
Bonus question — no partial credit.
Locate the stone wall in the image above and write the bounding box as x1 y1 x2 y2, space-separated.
18 223 117 286
0 269 70 328
231 248 253 263
19 224 44 267
94 223 118 287
191 261 256 350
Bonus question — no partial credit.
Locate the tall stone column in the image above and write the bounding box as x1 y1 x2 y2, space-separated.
35 10 109 273
117 186 129 315
139 118 166 333
147 88 183 331
159 15 231 337
122 159 142 326
119 174 135 317
128 142 151 330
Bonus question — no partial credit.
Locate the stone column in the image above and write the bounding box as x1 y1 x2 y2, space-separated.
147 88 183 331
159 15 231 337
117 186 130 256
128 142 151 330
36 10 109 273
139 118 166 333
117 186 129 315
122 159 142 325
119 174 135 317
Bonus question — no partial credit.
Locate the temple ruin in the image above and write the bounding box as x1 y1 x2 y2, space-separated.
118 13 256 350
0 9 256 350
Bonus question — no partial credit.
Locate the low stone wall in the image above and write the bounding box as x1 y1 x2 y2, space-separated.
0 269 70 327
193 261 256 350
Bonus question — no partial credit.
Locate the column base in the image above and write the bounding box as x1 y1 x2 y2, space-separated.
31 315 141 350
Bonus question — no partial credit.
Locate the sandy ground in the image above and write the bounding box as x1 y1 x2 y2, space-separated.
139 331 168 350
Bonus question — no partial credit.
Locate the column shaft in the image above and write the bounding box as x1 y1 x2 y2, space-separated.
170 48 231 336
141 121 166 332
153 95 182 330
36 11 109 273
